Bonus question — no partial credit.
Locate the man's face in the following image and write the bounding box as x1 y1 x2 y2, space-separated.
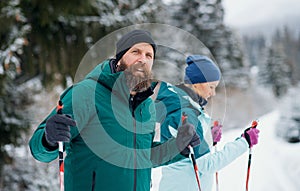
116 42 154 93
116 42 154 72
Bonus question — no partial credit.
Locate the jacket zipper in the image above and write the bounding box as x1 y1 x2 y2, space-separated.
130 95 137 191
91 171 96 191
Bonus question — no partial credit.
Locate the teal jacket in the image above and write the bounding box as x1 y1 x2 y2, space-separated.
29 60 183 191
155 81 211 158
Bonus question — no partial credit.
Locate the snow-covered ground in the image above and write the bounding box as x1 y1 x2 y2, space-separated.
151 110 300 191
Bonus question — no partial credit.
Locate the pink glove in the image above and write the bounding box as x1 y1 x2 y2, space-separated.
242 128 260 148
211 121 222 146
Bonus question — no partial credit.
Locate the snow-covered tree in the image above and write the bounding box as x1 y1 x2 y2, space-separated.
277 86 300 143
243 26 300 90
242 35 266 67
259 42 292 97
282 26 299 84
1 0 162 87
166 0 249 88
1 0 164 189
0 0 31 173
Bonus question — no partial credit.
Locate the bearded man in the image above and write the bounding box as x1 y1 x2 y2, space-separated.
29 30 200 191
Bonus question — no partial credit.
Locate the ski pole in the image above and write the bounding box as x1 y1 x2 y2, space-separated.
214 145 219 191
212 120 220 191
189 145 202 191
182 113 202 191
245 120 258 191
56 100 64 191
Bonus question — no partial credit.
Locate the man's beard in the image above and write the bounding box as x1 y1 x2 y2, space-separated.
118 60 152 93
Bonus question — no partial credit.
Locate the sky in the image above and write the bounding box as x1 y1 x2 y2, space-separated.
222 0 300 36
151 110 300 191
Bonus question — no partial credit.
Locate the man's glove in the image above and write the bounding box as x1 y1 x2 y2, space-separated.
176 123 200 157
242 127 260 148
211 121 222 146
44 114 76 147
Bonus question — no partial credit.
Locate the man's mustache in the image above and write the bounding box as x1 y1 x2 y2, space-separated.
124 62 152 93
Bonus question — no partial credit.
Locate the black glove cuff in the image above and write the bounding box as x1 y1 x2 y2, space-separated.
42 133 58 151
180 147 190 158
244 128 251 147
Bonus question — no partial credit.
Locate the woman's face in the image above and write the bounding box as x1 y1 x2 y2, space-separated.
192 81 219 100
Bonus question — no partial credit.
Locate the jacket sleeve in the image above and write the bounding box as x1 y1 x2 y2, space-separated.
196 137 248 174
151 138 186 167
29 117 59 163
29 87 75 162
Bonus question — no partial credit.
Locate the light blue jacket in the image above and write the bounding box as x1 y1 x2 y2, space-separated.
158 138 248 191
155 82 248 191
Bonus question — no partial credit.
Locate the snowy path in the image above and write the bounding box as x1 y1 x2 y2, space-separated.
218 110 300 191
151 110 300 191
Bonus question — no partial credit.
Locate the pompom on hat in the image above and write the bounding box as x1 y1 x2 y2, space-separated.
115 30 157 63
184 55 221 84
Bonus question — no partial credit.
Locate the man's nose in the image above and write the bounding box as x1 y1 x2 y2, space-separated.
137 55 149 66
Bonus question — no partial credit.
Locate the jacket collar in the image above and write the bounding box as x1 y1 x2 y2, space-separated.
176 83 207 108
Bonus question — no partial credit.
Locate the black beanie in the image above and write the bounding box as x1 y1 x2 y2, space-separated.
115 30 157 63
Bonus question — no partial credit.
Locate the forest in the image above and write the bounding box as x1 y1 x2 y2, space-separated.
0 0 300 190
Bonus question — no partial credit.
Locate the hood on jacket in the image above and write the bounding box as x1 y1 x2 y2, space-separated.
85 59 121 91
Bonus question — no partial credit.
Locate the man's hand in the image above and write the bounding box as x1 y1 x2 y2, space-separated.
176 123 200 157
44 114 76 147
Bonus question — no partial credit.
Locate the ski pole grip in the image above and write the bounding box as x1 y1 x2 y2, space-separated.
56 100 63 114
181 112 188 125
56 100 64 151
251 120 258 128
212 120 220 146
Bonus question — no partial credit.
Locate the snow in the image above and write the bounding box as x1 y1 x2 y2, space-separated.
151 110 300 191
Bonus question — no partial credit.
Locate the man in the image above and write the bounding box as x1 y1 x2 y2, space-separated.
29 30 200 191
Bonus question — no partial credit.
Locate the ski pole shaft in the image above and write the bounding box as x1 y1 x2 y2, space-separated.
189 145 202 191
245 148 252 191
56 100 64 191
212 120 220 191
245 120 258 191
182 112 201 191
214 145 219 191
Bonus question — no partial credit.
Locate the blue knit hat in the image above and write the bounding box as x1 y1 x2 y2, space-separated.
184 55 221 84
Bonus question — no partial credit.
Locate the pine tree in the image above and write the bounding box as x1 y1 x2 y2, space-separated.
0 72 30 171
243 35 266 67
259 42 292 97
14 0 161 87
171 0 249 88
1 0 163 189
277 86 300 142
282 26 299 84
0 0 31 173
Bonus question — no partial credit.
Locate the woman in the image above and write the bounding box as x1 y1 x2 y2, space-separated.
153 55 260 191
